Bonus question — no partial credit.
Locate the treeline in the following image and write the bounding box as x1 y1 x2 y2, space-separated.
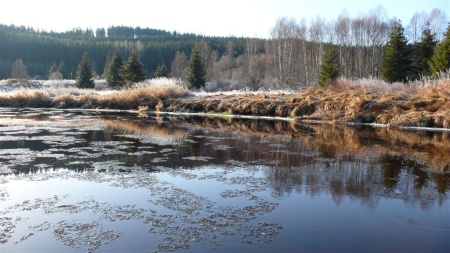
0 24 246 81
0 6 448 90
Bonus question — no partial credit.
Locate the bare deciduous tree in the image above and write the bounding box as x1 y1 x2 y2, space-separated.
170 51 188 79
11 59 30 80
268 17 301 88
407 11 428 43
428 8 448 41
243 38 265 90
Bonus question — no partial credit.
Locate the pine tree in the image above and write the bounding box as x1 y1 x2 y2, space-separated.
411 25 437 78
381 20 413 83
121 49 147 86
318 43 341 88
429 23 450 77
106 50 125 89
186 46 206 90
75 52 95 89
154 63 168 78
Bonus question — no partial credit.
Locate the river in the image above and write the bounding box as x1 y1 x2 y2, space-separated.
0 108 449 252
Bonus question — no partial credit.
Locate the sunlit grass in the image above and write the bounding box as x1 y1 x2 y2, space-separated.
0 74 448 128
0 78 188 110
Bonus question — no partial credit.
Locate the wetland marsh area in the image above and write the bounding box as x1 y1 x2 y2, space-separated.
0 108 449 252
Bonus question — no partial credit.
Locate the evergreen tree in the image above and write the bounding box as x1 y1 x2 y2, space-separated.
381 20 413 83
411 25 437 78
106 50 125 89
429 23 450 77
186 46 206 90
318 43 341 87
121 49 147 86
154 63 168 78
75 52 95 89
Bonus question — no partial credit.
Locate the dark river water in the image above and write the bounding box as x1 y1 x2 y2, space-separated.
0 108 449 253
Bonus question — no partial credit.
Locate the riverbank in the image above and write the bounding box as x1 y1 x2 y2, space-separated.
161 78 450 129
0 76 449 129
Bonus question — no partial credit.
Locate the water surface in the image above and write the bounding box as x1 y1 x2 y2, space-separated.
0 108 449 252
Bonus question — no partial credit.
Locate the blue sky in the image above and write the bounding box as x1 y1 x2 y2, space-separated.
1 0 448 37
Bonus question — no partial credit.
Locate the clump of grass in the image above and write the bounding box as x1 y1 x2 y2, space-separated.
98 78 188 109
0 89 54 107
0 78 188 110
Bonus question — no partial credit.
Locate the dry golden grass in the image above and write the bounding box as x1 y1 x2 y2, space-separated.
0 78 188 110
0 75 449 129
0 89 54 107
95 78 188 110
162 74 449 129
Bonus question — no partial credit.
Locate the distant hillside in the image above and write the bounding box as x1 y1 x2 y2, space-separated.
0 24 248 80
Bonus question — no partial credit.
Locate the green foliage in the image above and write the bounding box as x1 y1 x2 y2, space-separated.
154 63 168 78
121 50 147 86
186 46 206 90
0 24 247 80
318 43 341 88
381 20 413 83
76 52 95 89
417 27 436 76
106 50 125 89
429 24 450 76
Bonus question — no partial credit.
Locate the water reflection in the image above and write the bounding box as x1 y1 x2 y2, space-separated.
2 112 448 207
99 115 450 208
0 109 449 252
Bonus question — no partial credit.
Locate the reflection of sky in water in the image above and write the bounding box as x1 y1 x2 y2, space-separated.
0 108 449 252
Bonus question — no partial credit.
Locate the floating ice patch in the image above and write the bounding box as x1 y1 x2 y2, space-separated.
183 156 214 161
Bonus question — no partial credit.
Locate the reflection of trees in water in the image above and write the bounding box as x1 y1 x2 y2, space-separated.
8 112 447 210
265 148 448 210
186 129 206 157
96 115 449 210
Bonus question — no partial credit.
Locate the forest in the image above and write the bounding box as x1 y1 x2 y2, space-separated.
0 7 448 90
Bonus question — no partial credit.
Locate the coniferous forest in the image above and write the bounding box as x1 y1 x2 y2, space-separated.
0 7 448 90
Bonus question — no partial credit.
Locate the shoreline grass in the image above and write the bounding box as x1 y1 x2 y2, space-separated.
0 75 449 129
0 78 188 109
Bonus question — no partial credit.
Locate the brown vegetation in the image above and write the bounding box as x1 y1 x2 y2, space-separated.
0 77 449 129
162 76 450 129
0 78 188 110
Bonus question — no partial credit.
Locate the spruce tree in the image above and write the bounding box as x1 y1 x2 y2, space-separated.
381 20 413 83
75 52 95 89
412 25 437 77
429 23 450 77
154 63 168 78
121 49 147 86
106 50 125 89
318 43 341 88
186 46 206 90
